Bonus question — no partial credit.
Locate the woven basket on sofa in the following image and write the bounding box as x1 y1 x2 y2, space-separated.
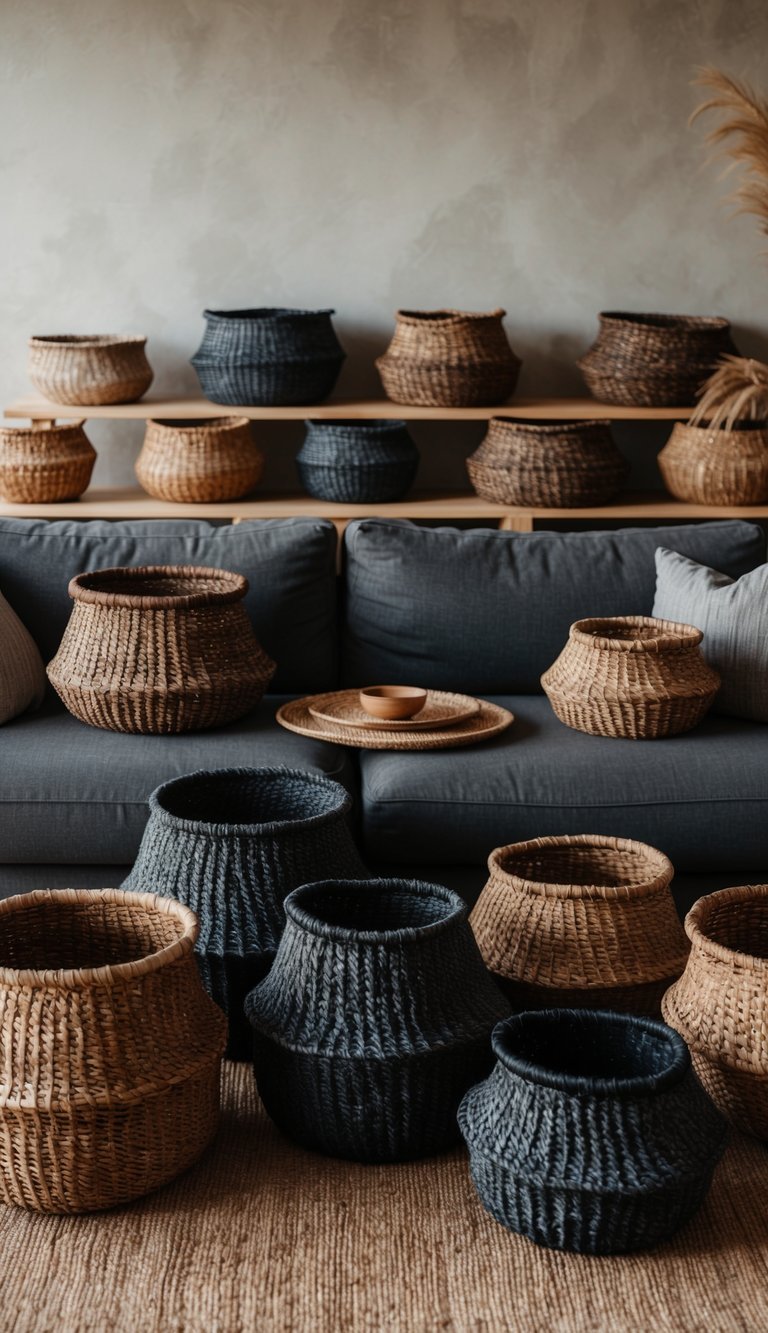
28 335 154 406
376 309 521 407
296 419 419 502
541 615 721 739
577 312 737 407
136 417 265 502
470 835 687 1013
47 565 275 734
466 417 628 507
0 888 226 1212
0 421 96 502
190 308 346 406
658 419 768 505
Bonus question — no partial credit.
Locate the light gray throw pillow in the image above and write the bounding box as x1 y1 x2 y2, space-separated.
0 589 46 724
653 547 768 722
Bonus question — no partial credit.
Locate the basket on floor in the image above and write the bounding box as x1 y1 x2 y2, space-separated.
296 419 419 502
0 421 96 502
541 615 721 739
658 419 768 505
376 309 521 407
466 417 629 507
663 884 768 1140
136 417 265 502
0 888 226 1213
190 308 346 406
28 335 154 405
470 834 687 1013
577 312 738 407
47 565 275 734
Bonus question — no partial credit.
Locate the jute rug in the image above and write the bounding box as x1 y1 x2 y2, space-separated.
0 1062 766 1333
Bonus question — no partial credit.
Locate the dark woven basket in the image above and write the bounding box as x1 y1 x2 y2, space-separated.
578 312 738 407
459 1010 727 1254
376 309 521 407
122 767 367 1058
190 308 346 406
246 878 508 1162
296 419 419 502
466 417 629 507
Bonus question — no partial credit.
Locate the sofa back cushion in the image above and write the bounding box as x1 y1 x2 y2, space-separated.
0 517 338 693
341 519 766 692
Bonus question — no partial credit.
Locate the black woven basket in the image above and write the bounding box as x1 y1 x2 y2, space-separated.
296 419 419 502
190 308 346 406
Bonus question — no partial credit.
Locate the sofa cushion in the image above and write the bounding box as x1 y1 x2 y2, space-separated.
341 519 766 692
0 517 338 693
0 697 357 864
359 694 768 874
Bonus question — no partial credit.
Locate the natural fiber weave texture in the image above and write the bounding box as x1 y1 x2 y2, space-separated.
0 421 96 502
307 688 480 731
376 308 521 407
27 335 153 406
658 420 768 505
0 588 46 724
577 312 738 407
663 884 768 1140
0 888 226 1213
136 417 264 502
190 308 345 406
276 695 514 749
466 417 629 507
296 418 419 502
47 565 275 734
470 835 687 1014
541 615 721 739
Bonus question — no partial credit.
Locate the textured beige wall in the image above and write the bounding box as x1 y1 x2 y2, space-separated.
3 0 768 490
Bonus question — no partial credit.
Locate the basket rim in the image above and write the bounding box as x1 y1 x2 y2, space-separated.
596 311 731 331
284 877 466 945
676 418 768 435
0 888 198 989
487 834 674 897
147 416 251 432
149 765 353 835
394 307 506 324
67 564 248 609
684 884 768 971
489 416 608 433
304 417 408 431
28 334 148 348
0 420 86 436
569 615 703 652
202 307 336 321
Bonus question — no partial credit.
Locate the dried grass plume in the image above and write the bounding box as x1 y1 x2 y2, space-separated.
692 66 768 246
690 354 768 431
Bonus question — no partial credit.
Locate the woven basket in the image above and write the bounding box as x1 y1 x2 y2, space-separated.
47 565 275 734
136 417 265 503
376 309 521 407
459 1010 726 1254
658 419 768 505
541 615 721 739
466 416 629 507
0 421 95 502
28 335 153 406
296 418 419 502
190 308 346 406
577 312 738 407
470 835 687 1013
0 888 226 1213
663 885 768 1139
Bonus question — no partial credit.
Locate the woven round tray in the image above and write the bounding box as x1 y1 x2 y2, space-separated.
307 689 481 732
277 696 513 750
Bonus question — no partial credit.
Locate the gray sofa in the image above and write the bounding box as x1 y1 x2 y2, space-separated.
1 514 766 911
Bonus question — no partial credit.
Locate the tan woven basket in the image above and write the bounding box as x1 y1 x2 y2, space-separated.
541 615 720 739
658 420 768 505
136 417 265 503
0 421 95 502
577 312 737 407
376 309 521 407
47 565 276 734
28 335 154 406
471 835 686 1013
0 888 226 1212
663 885 768 1139
466 416 629 507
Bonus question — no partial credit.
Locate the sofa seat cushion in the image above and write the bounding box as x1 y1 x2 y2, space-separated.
0 697 357 864
359 695 768 874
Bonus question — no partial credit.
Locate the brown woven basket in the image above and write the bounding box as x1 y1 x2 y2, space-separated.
470 835 687 1014
0 421 95 502
0 887 226 1212
47 565 276 734
658 420 768 505
28 335 154 406
663 885 768 1139
466 416 629 507
577 312 738 407
136 417 265 503
376 309 521 407
541 616 721 739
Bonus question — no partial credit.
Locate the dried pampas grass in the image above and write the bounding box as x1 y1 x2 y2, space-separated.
690 354 768 431
692 66 768 246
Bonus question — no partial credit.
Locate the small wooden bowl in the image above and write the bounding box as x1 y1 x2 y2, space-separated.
359 686 428 721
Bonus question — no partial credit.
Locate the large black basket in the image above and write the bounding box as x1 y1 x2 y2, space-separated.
191 308 346 406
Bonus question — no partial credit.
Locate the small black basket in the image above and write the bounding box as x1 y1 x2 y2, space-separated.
191 308 346 406
296 419 419 502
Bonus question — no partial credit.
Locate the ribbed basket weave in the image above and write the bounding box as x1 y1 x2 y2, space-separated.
466 417 629 507
190 308 346 406
577 313 738 407
246 878 508 1162
0 888 226 1213
123 767 368 1059
376 309 521 407
541 615 721 739
296 419 419 502
658 420 768 505
470 835 687 1013
458 1010 727 1254
663 884 768 1140
0 421 96 502
28 335 154 406
47 565 275 734
135 417 265 502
